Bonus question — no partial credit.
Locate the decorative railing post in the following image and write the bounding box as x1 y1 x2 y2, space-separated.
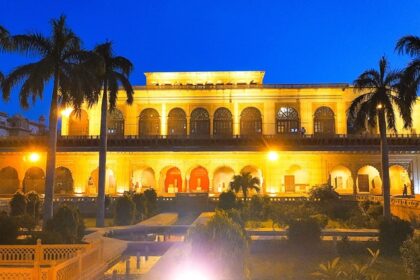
35 239 42 262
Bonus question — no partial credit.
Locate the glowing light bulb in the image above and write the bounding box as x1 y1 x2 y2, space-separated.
267 151 279 161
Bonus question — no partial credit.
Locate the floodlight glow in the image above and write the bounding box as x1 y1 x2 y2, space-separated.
267 151 279 161
173 265 211 280
28 152 40 163
61 107 72 117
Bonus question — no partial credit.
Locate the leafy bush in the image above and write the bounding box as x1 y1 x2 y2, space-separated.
309 184 339 202
113 194 135 226
186 211 249 279
132 193 146 220
26 191 41 223
400 235 420 280
287 218 321 248
9 191 27 216
312 248 380 280
218 191 237 210
248 195 271 221
0 213 18 244
44 204 85 244
143 188 157 217
379 216 413 255
311 213 329 228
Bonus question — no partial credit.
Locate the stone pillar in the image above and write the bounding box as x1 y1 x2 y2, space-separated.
161 103 167 136
233 102 240 135
263 101 275 135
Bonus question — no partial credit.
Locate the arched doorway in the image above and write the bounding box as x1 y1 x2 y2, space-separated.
213 107 233 137
107 109 124 136
54 167 74 195
69 109 89 136
240 107 262 136
139 108 160 136
284 164 309 193
357 165 382 194
0 166 19 194
190 108 210 137
163 167 183 193
314 106 335 135
389 165 411 195
213 166 234 193
89 168 116 195
189 166 209 192
168 108 187 136
23 167 45 194
132 167 156 192
276 107 300 134
330 165 353 194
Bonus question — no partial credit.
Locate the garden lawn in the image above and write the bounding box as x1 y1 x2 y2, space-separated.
249 241 407 280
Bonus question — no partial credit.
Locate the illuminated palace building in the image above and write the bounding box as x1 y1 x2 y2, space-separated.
1 71 420 197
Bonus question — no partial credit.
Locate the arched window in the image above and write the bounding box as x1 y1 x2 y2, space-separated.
69 110 89 136
276 107 300 134
240 107 262 136
213 107 233 137
314 106 335 135
139 108 160 136
190 108 210 137
107 109 124 136
168 108 187 136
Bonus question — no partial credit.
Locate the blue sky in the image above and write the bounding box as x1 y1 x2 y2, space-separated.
0 0 419 120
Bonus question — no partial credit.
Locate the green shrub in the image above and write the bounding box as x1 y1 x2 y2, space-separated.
218 191 237 210
309 184 339 202
287 218 321 248
248 195 271 221
26 191 41 223
310 213 329 228
143 188 157 217
400 235 420 280
132 193 146 220
0 213 18 244
44 204 85 244
114 194 135 226
9 191 27 216
379 217 413 255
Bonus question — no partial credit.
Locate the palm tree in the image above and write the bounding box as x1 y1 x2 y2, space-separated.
1 16 99 224
93 42 133 227
230 172 260 199
396 35 420 102
349 56 416 219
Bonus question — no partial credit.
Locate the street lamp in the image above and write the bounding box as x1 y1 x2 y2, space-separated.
267 151 279 161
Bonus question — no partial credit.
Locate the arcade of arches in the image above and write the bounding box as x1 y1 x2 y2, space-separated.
0 152 416 196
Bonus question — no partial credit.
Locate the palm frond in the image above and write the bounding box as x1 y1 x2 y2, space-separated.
10 33 51 57
111 56 133 76
353 70 380 90
396 35 420 56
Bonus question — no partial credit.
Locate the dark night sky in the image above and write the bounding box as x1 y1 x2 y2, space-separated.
0 0 418 121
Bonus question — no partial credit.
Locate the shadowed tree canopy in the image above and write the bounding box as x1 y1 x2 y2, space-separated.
230 172 260 199
0 15 101 223
349 56 414 131
396 35 420 102
94 41 134 227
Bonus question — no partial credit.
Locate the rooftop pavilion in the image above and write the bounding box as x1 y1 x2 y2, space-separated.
144 71 265 86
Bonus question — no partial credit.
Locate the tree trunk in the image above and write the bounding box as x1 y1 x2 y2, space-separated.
378 109 391 219
96 80 108 227
42 70 59 227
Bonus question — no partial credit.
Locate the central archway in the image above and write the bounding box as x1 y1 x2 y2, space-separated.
389 165 411 195
330 165 353 194
357 165 382 194
164 167 183 193
89 168 116 195
69 109 89 136
23 167 45 194
0 166 19 194
189 166 209 192
132 167 156 192
55 167 74 194
213 166 234 193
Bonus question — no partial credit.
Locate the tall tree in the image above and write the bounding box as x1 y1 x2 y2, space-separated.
396 35 420 102
349 56 416 219
93 42 133 227
1 16 99 224
230 172 260 199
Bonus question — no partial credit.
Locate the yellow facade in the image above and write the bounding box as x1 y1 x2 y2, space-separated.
1 71 419 196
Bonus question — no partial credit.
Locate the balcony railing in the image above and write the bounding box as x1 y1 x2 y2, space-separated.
0 133 419 152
